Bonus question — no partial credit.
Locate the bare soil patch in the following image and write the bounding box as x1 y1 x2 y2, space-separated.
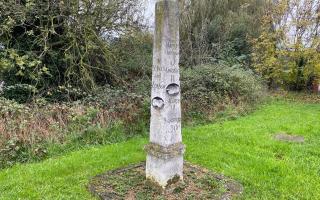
274 133 305 143
88 162 243 200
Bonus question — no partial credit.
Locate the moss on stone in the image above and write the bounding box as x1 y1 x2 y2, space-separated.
144 142 185 159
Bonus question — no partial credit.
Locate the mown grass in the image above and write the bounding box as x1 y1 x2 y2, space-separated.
0 99 319 199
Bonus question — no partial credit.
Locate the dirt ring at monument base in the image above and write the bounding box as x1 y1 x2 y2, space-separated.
88 162 243 200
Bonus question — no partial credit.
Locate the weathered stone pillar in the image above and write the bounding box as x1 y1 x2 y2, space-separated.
145 0 185 188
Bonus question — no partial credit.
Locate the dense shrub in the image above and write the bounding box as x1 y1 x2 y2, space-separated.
2 84 37 103
0 88 149 168
0 138 47 168
181 63 265 121
45 85 89 102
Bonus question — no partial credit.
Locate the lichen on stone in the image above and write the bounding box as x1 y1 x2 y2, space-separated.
144 142 185 159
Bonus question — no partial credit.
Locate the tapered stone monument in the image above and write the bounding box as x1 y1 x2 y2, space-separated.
145 0 185 188
89 1 244 197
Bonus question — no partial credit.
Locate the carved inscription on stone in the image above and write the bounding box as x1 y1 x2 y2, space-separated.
170 75 175 82
152 82 166 89
152 65 179 74
168 99 180 104
165 39 179 56
164 117 181 123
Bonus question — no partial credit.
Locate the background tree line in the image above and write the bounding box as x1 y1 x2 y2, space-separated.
0 0 319 102
179 0 319 90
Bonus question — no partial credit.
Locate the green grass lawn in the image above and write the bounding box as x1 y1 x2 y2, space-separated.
0 99 320 200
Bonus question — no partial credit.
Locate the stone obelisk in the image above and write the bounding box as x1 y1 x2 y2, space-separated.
146 0 185 188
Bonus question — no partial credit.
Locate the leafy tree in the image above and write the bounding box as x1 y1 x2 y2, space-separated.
0 0 144 95
179 0 267 67
252 0 320 90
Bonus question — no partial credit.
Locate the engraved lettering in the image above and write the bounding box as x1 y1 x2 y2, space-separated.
165 38 179 56
166 41 178 49
164 117 181 123
152 82 166 89
166 124 180 134
168 99 180 104
166 49 179 55
153 73 161 81
171 124 180 132
171 75 175 82
153 65 179 74
170 59 176 66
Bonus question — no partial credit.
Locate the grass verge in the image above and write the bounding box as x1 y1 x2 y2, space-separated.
0 99 319 199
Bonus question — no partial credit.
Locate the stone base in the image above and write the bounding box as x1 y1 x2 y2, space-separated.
146 154 183 188
88 162 243 200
